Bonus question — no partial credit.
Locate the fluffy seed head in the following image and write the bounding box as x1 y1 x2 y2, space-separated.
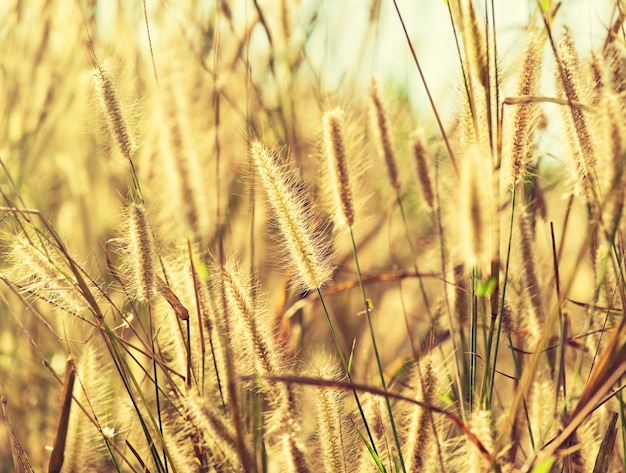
92 60 137 160
466 410 494 473
589 52 605 107
556 30 597 195
278 380 311 473
503 33 542 187
606 42 626 102
412 128 434 208
60 346 113 472
324 108 355 228
405 359 436 473
125 202 157 301
219 260 283 381
462 0 487 88
157 73 210 237
5 233 94 316
597 91 626 233
370 77 400 192
500 301 516 335
251 140 334 291
182 391 245 470
459 145 493 267
358 393 392 470
308 352 348 473
530 380 559 448
517 208 542 338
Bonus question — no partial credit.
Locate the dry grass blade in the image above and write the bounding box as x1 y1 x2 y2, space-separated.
592 411 618 473
156 277 190 321
536 284 626 466
47 357 76 473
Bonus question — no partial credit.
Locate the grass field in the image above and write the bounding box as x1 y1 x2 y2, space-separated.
1 1 626 471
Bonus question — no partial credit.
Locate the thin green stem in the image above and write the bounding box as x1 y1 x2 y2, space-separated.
101 321 173 473
470 270 477 411
486 187 535 449
551 222 568 419
148 304 168 473
315 287 380 462
128 158 144 203
484 187 516 409
349 226 406 473
617 390 626 471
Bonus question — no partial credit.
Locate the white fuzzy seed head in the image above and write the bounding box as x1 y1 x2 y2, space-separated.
124 201 158 302
91 60 137 160
251 140 334 291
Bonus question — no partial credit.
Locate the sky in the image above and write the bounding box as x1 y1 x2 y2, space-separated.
302 0 619 108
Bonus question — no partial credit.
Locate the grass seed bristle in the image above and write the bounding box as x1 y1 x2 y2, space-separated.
251 140 334 291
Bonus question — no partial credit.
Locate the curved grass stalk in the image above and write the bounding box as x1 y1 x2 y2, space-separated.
390 0 459 178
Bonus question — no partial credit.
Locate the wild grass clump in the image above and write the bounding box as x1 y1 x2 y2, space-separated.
2 1 626 472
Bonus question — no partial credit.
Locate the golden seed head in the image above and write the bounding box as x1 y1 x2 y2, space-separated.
606 42 626 98
308 351 346 473
251 140 334 291
518 209 541 309
126 201 157 301
466 410 494 472
500 301 515 334
462 0 487 88
459 145 492 267
5 234 95 316
405 359 436 472
412 128 434 209
92 60 137 160
323 108 355 228
370 77 400 192
530 380 559 448
503 33 541 188
556 30 597 186
157 75 210 237
220 261 282 379
589 52 605 107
